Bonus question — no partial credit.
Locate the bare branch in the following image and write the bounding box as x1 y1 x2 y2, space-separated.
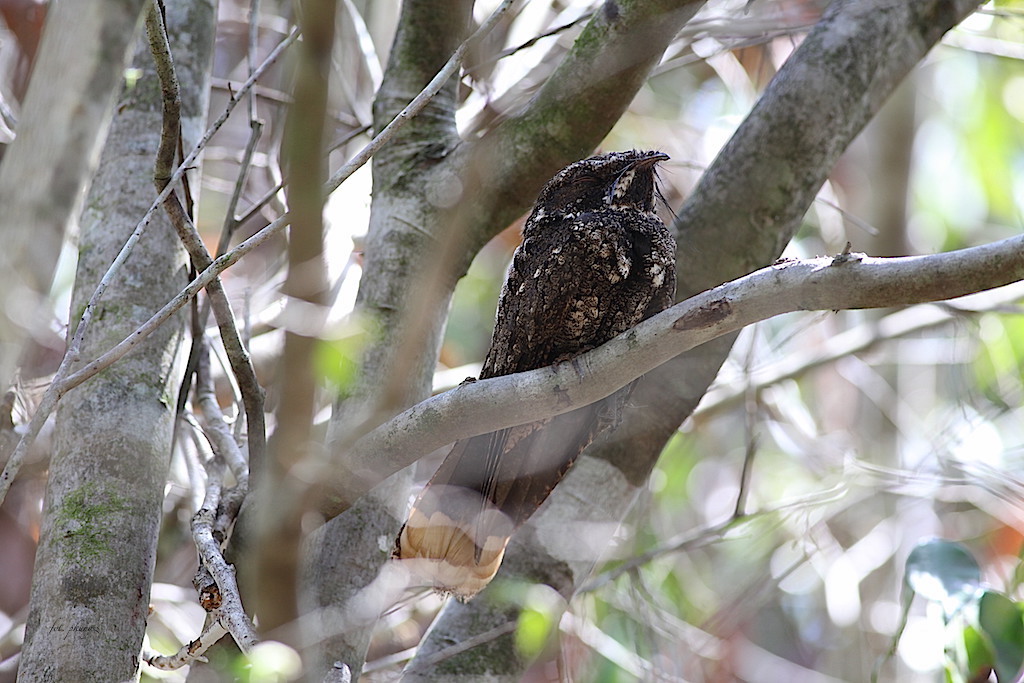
248 0 338 633
325 236 1024 513
696 282 1024 416
145 4 268 488
144 2 179 185
403 622 517 674
215 121 263 257
143 619 230 670
581 480 853 593
196 341 248 485
191 458 259 653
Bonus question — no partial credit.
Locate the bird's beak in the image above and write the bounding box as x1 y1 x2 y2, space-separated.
632 151 669 169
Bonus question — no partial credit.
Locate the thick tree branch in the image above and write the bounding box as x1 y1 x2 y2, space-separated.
370 0 471 159
324 0 516 197
347 0 516 418
674 0 984 293
16 0 214 677
448 0 707 257
326 236 1024 513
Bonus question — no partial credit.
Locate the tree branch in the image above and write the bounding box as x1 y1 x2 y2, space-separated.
673 0 985 294
326 236 1024 513
696 282 1024 416
146 5 267 485
449 0 707 257
248 0 336 634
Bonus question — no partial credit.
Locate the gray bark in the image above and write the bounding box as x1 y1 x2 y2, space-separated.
403 0 983 678
0 0 149 392
17 1 216 680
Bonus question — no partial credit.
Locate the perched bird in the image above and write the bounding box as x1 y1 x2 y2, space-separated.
395 150 676 600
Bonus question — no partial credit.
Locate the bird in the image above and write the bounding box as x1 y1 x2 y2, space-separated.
394 150 677 600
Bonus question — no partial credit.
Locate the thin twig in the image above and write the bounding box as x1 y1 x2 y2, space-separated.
464 11 593 76
406 622 518 672
580 481 850 592
734 430 758 518
324 0 519 195
233 178 285 228
216 121 263 258
143 619 230 670
196 340 248 485
0 25 299 505
145 1 179 185
146 4 267 485
233 123 369 233
734 334 760 518
247 0 262 123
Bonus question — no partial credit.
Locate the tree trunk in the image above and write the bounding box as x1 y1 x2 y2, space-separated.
17 1 216 680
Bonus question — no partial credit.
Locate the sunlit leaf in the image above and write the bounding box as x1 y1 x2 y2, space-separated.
314 318 369 393
977 591 1024 683
961 623 995 683
516 605 554 659
905 539 982 616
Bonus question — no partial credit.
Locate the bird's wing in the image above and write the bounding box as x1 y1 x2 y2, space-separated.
483 214 641 377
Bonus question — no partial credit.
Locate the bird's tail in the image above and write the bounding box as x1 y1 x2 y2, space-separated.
395 481 514 601
393 395 625 600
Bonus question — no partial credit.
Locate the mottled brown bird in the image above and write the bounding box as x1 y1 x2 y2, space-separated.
395 150 676 600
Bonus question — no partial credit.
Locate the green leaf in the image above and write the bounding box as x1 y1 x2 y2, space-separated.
961 623 996 683
977 591 1024 682
235 641 302 682
905 539 982 617
515 605 555 659
514 585 563 660
314 317 370 393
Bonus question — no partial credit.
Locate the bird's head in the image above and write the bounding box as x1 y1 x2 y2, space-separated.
531 149 669 220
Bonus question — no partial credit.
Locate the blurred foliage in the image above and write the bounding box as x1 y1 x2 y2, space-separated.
891 539 1024 683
